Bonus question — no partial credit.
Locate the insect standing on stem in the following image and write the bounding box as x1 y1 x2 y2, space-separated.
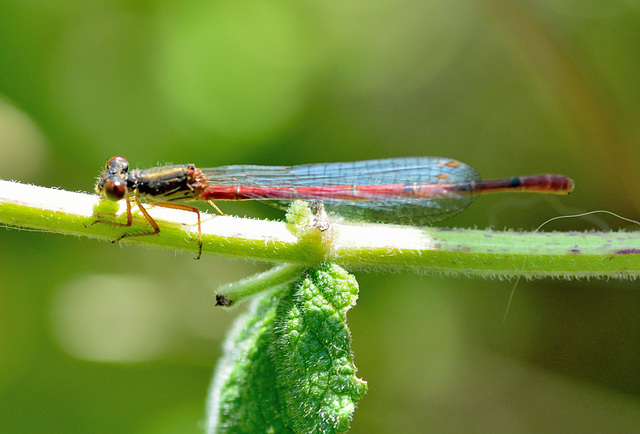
89 156 574 259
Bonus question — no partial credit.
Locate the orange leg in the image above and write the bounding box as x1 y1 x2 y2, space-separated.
207 200 227 216
86 197 135 229
89 198 203 259
149 201 203 260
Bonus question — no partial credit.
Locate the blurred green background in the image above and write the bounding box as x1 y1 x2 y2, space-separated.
1 0 640 432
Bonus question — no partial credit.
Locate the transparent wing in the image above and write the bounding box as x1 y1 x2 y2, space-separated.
202 157 480 225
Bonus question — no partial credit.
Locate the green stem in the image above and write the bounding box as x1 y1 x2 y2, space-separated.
214 264 306 308
1 179 639 278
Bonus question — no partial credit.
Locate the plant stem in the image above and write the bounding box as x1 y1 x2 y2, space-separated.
1 179 639 278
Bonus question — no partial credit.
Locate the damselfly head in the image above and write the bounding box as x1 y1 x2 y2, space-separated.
104 156 129 173
95 156 130 201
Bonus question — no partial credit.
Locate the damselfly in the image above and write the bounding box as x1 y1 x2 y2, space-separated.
90 156 574 259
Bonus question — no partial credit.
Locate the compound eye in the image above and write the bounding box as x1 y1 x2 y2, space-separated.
103 179 127 201
105 156 129 173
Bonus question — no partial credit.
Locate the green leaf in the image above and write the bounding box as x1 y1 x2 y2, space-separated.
206 263 367 433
